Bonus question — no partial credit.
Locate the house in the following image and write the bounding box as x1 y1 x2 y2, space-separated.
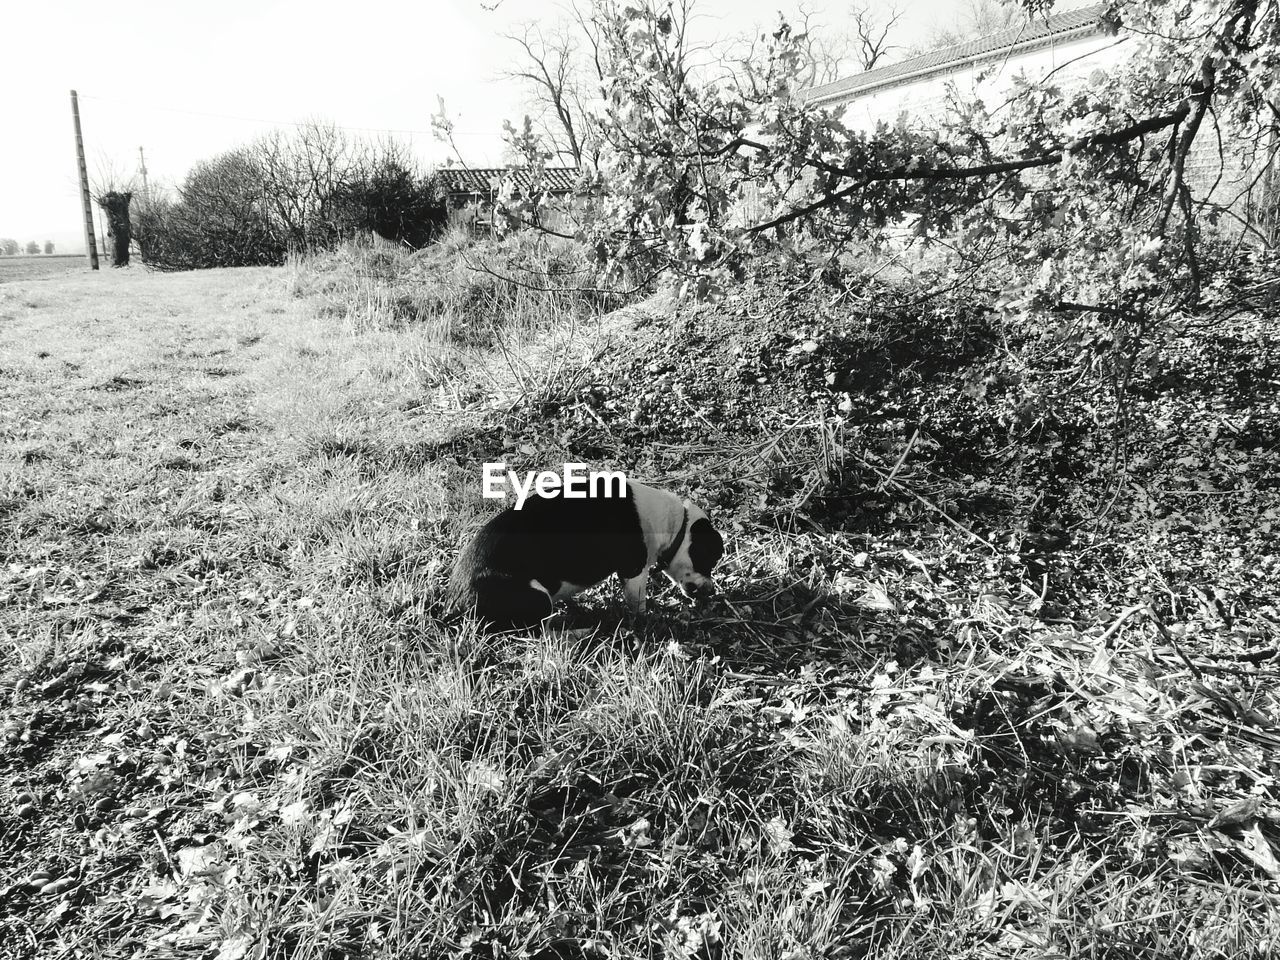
800 2 1276 241
436 166 581 235
804 4 1120 125
437 166 579 211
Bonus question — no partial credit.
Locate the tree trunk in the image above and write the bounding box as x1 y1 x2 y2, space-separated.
98 191 133 267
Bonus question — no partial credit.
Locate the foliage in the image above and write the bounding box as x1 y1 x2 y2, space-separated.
0 239 19 256
291 231 627 347
137 150 286 270
329 154 447 250
532 0 1278 330
138 133 447 271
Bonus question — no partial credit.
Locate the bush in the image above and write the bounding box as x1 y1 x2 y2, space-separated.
331 156 447 250
137 132 448 270
138 150 286 270
292 231 630 345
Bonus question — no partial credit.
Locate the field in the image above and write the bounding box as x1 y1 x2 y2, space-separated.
2 255 1279 959
0 256 91 284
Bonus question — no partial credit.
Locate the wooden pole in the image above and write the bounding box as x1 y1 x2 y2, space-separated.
138 146 149 201
70 90 99 270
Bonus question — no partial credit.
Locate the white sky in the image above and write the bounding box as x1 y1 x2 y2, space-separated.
1 0 957 253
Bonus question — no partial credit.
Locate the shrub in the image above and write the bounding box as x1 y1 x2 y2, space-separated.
136 130 450 270
293 231 630 345
331 156 447 250
137 150 286 270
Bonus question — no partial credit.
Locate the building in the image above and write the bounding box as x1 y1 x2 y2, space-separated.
800 3 1276 242
804 4 1120 128
437 166 580 234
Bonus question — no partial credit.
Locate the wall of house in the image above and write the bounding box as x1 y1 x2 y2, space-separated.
835 33 1128 134
731 30 1278 241
832 33 1269 227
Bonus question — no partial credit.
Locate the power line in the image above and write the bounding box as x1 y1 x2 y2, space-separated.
76 92 499 138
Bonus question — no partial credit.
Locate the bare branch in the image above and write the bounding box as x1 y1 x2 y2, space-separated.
850 1 904 71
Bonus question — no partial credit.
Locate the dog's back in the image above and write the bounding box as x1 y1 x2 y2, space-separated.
447 492 648 629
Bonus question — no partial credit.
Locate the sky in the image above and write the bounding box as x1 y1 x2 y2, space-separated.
1 0 955 253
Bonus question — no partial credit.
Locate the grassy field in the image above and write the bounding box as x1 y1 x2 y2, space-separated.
0 256 91 284
2 258 1278 959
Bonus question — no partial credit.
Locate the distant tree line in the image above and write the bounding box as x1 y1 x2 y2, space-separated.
0 240 55 255
135 122 448 270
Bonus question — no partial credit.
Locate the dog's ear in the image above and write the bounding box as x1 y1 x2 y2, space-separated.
688 518 724 576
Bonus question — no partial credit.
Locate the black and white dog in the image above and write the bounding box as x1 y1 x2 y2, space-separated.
448 480 725 629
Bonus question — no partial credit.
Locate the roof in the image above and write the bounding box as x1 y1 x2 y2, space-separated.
437 166 580 195
804 3 1110 107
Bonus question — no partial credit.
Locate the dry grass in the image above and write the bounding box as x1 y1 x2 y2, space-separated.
1 250 1278 960
287 231 624 348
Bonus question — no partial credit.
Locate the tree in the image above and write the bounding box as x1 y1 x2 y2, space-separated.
90 156 141 267
848 1 905 71
254 121 358 250
25 241 39 255
502 22 600 166
920 0 1027 50
790 4 849 87
137 128 442 269
43 241 54 254
96 192 133 266
330 144 447 248
0 239 18 256
138 149 285 270
555 0 1277 324
758 1 906 92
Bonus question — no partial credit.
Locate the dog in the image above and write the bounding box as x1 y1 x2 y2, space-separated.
447 479 725 629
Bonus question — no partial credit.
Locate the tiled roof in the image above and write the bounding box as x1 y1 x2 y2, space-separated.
804 3 1109 105
437 166 580 195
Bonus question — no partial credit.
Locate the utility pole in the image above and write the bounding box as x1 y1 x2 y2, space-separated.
138 146 149 202
70 90 99 270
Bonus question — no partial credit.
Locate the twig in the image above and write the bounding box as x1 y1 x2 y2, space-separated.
1097 603 1205 680
878 427 919 492
1098 604 1149 647
853 453 1000 552
1146 604 1204 680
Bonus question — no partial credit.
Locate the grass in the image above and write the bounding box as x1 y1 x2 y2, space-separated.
1 245 1278 959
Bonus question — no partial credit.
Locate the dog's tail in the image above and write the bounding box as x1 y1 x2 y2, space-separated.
443 540 479 620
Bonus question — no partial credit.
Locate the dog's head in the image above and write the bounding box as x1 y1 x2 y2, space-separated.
662 500 725 600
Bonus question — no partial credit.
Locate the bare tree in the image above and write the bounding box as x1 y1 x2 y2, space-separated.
793 4 848 87
920 0 1027 50
849 1 904 71
502 22 600 166
254 121 364 248
791 1 905 88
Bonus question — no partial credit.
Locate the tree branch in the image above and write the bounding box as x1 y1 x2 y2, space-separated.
745 105 1193 235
